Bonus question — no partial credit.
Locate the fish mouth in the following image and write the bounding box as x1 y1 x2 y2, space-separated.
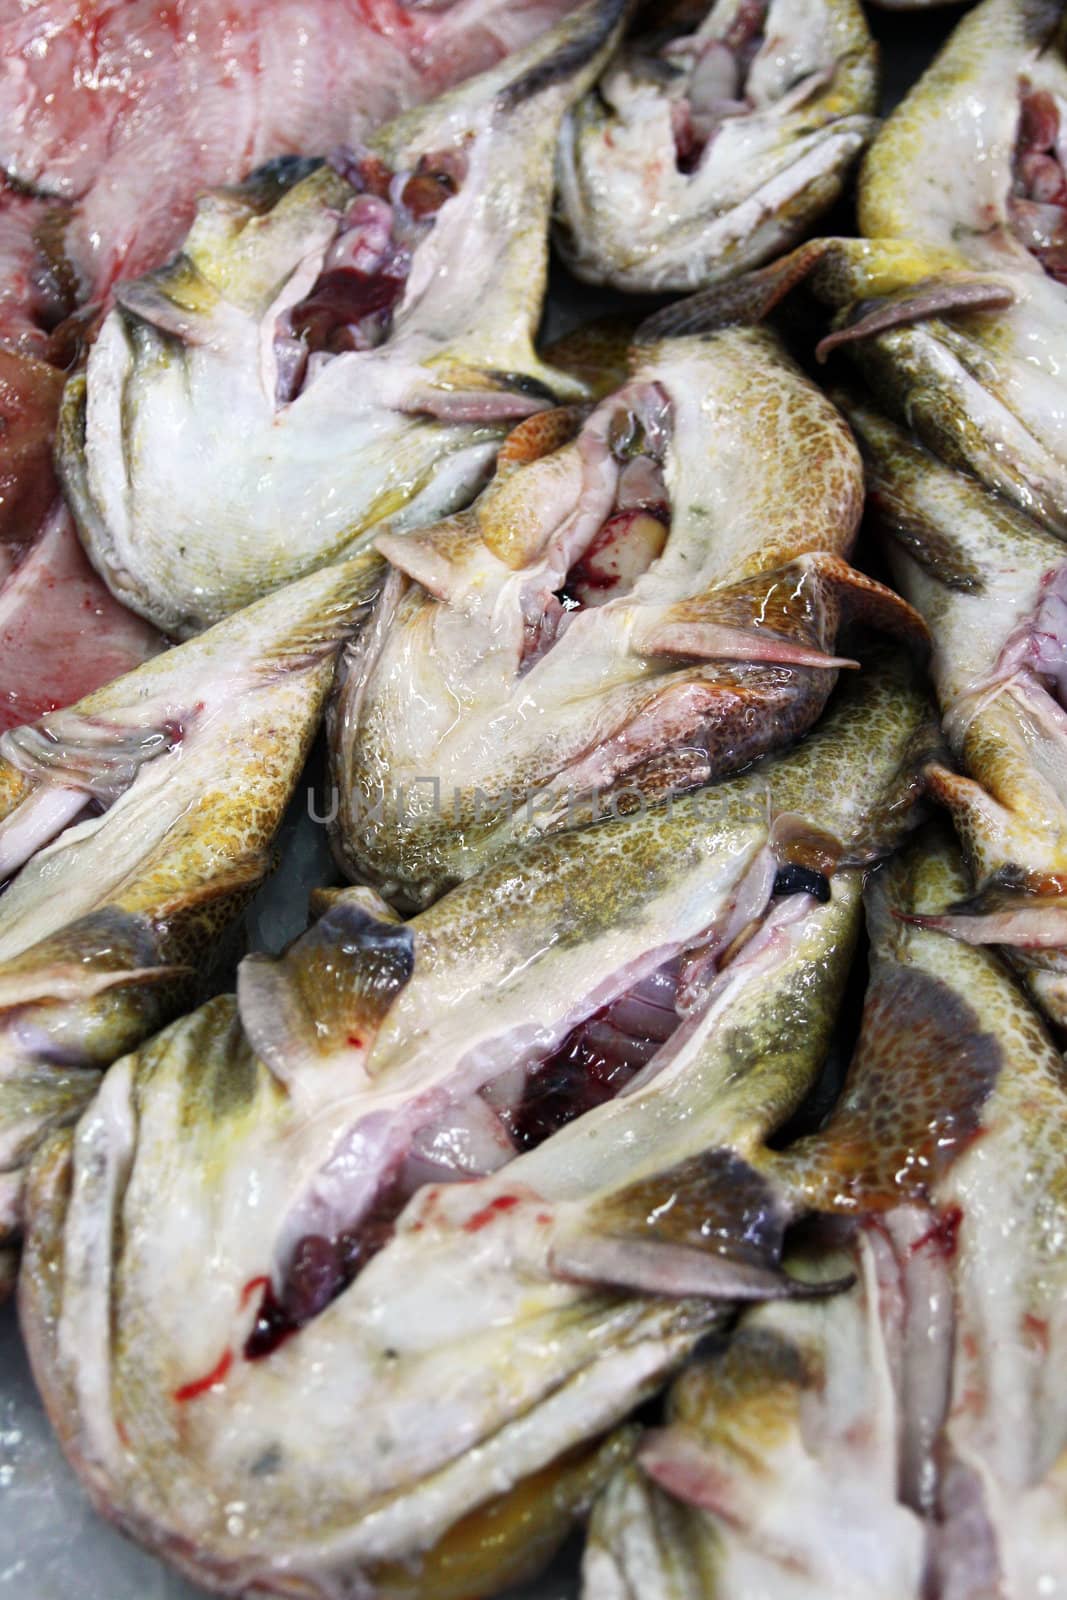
273 147 470 405
1008 82 1067 285
518 382 674 663
233 844 829 1361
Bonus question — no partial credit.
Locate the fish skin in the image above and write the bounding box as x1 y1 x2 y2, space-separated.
58 0 628 638
330 322 926 909
16 656 929 1598
554 0 877 293
842 393 1067 1029
0 551 383 1273
808 0 1067 535
585 828 1067 1599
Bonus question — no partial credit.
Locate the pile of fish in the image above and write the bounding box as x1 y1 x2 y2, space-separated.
2 0 1067 1597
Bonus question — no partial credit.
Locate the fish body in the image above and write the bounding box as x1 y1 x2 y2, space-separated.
812 0 1067 535
844 394 1067 1028
0 553 383 1265
331 321 923 908
585 829 1067 1598
59 2 626 637
555 0 877 292
18 658 930 1597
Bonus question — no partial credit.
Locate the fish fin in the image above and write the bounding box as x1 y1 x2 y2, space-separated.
632 237 959 342
114 256 226 345
0 908 185 1012
632 553 926 666
559 1148 799 1301
633 615 854 671
376 513 484 602
495 406 587 469
815 273 1015 364
307 885 403 924
550 1234 849 1302
237 892 414 1085
248 550 387 674
634 239 838 342
211 155 326 216
1 707 182 802
780 845 1005 1213
907 880 1067 950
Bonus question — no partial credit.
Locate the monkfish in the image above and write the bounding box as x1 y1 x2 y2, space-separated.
0 552 383 1277
59 0 626 636
555 0 877 292
809 0 1067 535
331 306 924 909
585 829 1067 1599
18 656 931 1598
844 393 1067 1031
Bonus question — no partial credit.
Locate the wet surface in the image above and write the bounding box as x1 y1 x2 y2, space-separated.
0 22 945 1600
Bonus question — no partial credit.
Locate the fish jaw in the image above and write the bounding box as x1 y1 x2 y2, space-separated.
61 1 625 637
331 327 889 906
554 0 877 292
583 1235 927 1600
18 1002 717 1598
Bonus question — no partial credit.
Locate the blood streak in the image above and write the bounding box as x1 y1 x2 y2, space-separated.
172 1348 233 1403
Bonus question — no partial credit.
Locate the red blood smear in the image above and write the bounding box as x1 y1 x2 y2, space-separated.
462 1193 521 1234
240 1274 271 1308
910 1205 964 1261
173 1348 233 1403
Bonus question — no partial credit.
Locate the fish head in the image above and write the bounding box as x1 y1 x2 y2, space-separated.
58 0 626 636
555 0 877 292
808 0 1067 532
332 323 923 906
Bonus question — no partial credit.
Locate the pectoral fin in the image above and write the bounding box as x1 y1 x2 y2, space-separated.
816 274 1016 363
237 893 415 1087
